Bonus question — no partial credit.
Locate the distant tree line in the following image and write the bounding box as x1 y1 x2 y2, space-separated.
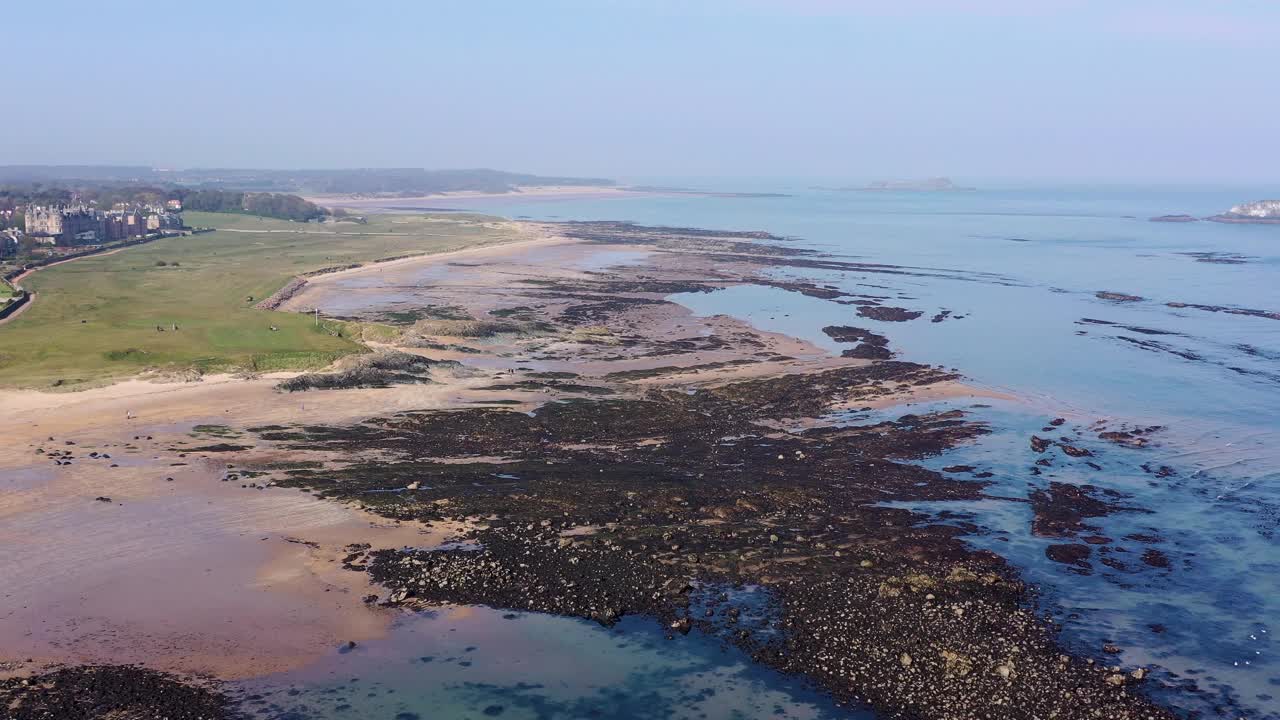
288 168 615 195
1 183 172 211
1 184 71 212
180 190 325 221
0 167 618 201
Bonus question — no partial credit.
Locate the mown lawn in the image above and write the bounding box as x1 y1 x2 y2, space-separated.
0 212 517 388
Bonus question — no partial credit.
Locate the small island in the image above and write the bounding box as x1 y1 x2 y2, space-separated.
1151 199 1280 224
1208 199 1280 224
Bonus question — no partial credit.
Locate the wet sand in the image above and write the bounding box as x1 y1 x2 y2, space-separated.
0 373 491 679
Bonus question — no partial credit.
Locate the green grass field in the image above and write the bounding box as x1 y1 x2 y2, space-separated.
0 212 517 388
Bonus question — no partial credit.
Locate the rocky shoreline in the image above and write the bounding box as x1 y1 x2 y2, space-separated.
247 222 1175 718
1 220 1183 719
0 665 238 720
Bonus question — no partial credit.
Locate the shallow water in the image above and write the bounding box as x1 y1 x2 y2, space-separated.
253 185 1278 717
232 606 867 720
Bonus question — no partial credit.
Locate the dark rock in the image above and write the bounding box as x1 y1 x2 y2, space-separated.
0 665 235 720
1141 549 1171 568
1058 443 1092 458
1096 291 1144 303
1045 543 1092 568
857 306 923 322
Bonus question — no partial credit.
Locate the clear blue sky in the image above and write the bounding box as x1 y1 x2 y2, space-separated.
7 0 1279 183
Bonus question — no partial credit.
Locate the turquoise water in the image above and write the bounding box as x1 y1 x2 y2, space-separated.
246 185 1279 718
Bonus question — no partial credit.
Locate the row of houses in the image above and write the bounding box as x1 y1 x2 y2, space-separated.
22 203 184 246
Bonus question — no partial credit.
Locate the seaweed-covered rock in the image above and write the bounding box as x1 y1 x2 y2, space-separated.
0 665 237 720
276 350 459 392
253 361 1172 720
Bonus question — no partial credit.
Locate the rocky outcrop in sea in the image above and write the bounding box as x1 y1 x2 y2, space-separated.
1208 199 1280 224
1149 199 1280 224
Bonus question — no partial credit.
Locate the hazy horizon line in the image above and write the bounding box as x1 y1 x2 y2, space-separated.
2 163 1277 187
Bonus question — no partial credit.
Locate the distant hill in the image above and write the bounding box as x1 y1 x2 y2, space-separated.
0 166 615 196
0 165 155 183
177 168 617 195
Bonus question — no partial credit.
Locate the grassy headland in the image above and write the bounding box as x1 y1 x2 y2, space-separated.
0 211 517 388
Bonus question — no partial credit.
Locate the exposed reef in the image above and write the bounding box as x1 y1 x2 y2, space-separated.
258 364 1169 720
0 665 237 720
229 220 1176 720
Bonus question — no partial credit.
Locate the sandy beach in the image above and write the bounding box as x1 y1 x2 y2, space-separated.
0 370 493 679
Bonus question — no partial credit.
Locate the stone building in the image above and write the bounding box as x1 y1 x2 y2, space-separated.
147 212 185 231
25 205 104 244
23 203 182 245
